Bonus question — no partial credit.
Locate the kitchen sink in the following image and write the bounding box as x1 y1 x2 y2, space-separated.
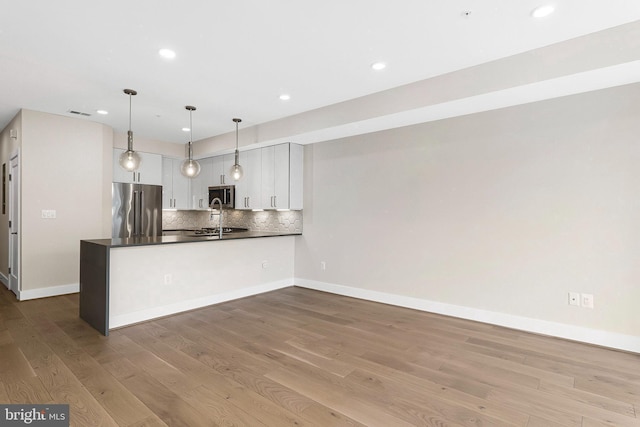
186 227 248 237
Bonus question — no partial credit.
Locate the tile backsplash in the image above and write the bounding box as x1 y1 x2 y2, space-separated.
162 209 303 233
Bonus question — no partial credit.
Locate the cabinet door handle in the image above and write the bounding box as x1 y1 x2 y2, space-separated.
221 175 225 184
132 172 136 182
274 195 277 207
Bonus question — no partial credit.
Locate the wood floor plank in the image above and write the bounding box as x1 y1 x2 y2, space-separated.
0 329 12 346
3 377 52 404
525 415 568 427
267 348 517 427
0 342 37 380
336 352 530 426
574 375 640 406
123 321 362 427
117 367 214 427
1 285 639 426
488 385 640 427
539 379 636 417
125 415 169 427
346 368 528 427
0 380 9 402
49 383 120 427
24 314 160 426
266 367 423 427
125 350 270 427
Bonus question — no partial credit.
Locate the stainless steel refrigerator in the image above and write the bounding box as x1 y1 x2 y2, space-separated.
112 183 162 238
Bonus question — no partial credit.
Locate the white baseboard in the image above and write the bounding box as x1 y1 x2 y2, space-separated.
110 279 293 330
18 283 79 301
294 278 640 354
0 272 8 290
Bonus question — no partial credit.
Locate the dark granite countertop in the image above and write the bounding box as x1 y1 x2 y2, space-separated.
82 230 301 248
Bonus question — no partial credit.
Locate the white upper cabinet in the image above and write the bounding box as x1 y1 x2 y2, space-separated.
210 153 235 186
113 149 163 185
162 157 190 209
261 143 303 210
189 157 213 209
236 143 303 211
234 149 262 210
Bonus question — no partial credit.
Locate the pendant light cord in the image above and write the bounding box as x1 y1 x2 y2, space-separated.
189 109 193 161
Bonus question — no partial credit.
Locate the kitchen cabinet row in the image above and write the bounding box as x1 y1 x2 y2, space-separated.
113 143 303 210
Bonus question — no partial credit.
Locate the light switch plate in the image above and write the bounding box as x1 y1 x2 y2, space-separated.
41 209 56 219
581 293 594 309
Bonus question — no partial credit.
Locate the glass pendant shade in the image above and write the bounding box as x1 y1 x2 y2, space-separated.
230 161 243 181
119 148 141 171
181 158 201 177
180 105 201 178
120 89 140 172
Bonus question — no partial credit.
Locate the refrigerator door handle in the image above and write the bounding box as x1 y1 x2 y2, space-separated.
140 190 145 236
132 190 139 236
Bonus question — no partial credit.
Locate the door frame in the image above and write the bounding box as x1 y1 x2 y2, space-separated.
8 150 20 297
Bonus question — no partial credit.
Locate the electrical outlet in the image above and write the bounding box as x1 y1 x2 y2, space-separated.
581 293 594 309
320 261 326 271
262 261 269 269
568 292 580 306
41 209 56 219
164 274 172 285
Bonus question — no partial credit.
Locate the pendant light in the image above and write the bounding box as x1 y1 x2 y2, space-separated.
180 106 201 178
230 118 243 181
118 89 142 171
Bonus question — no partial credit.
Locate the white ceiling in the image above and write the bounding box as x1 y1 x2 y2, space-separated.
2 0 640 144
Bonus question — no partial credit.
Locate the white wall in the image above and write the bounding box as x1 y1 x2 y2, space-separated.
295 83 640 350
20 110 112 295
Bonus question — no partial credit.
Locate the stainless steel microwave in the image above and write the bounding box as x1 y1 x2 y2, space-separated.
208 185 235 209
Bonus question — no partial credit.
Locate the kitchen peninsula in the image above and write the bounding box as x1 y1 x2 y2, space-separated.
79 231 299 335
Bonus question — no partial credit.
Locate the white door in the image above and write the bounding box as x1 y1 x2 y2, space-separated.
8 153 20 296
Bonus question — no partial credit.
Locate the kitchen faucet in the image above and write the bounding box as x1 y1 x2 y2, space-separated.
209 197 224 239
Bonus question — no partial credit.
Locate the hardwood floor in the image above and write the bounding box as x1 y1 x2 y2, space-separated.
0 285 638 426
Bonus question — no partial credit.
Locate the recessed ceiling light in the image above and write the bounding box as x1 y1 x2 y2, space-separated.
279 94 291 101
158 48 176 59
182 127 190 132
371 62 387 71
96 110 108 115
531 4 555 18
